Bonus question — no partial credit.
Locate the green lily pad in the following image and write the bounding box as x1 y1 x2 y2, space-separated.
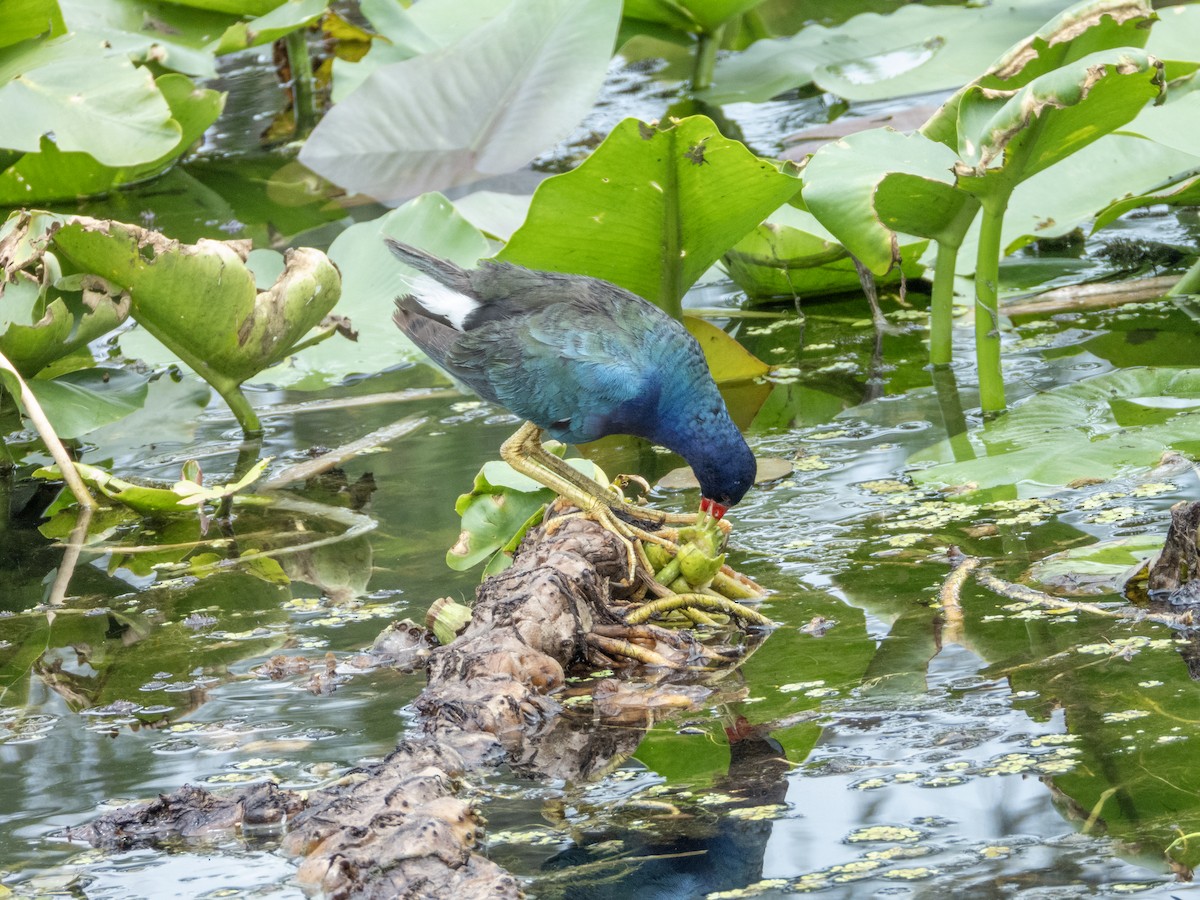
704 0 1081 105
35 456 272 515
212 0 327 53
300 0 621 201
0 33 182 166
0 73 223 204
623 0 764 34
288 192 490 388
449 455 607 575
910 368 1200 495
1027 534 1163 596
45 214 342 428
4 0 66 49
330 0 510 101
24 368 149 439
724 204 925 299
500 115 800 318
803 129 972 275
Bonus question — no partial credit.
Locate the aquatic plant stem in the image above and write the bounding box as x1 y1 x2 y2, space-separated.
625 593 772 627
691 24 725 92
929 241 960 366
286 29 317 140
0 351 97 510
974 193 1010 413
1168 253 1200 296
215 381 263 437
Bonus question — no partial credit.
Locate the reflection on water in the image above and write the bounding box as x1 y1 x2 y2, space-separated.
8 291 1200 897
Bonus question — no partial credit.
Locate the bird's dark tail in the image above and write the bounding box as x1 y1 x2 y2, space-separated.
384 238 471 292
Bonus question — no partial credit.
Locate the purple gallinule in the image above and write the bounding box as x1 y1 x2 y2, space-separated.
387 239 755 529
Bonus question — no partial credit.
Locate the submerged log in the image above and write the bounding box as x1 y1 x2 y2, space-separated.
75 504 759 898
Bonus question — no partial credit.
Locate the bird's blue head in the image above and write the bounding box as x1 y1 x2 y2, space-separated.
692 432 757 520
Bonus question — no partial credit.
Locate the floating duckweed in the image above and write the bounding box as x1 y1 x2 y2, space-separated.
866 845 933 861
805 687 839 698
780 680 826 693
786 539 815 549
882 866 937 880
695 792 739 806
725 804 788 821
1102 709 1151 723
230 757 285 770
1077 636 1178 656
1078 491 1128 510
1137 680 1164 688
488 829 562 846
921 775 968 788
809 430 849 441
942 761 971 771
846 825 923 843
987 498 1062 513
886 533 924 548
860 480 911 494
829 859 886 882
1029 734 1080 747
284 598 323 612
979 845 1012 859
705 879 789 899
980 747 1081 777
852 777 889 791
794 455 831 471
1086 506 1141 524
892 772 922 783
204 772 266 784
806 342 835 351
1108 883 1164 894
1132 482 1175 498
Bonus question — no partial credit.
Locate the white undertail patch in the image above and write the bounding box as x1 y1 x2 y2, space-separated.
408 273 478 330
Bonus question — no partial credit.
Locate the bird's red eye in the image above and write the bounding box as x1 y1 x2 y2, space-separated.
700 497 729 520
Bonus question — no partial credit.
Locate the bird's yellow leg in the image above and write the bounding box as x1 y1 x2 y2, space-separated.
501 422 700 528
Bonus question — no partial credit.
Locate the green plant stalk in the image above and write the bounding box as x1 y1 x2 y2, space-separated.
691 23 725 92
124 312 264 437
0 350 98 509
215 380 263 437
929 241 960 366
286 29 317 140
974 192 1011 413
1168 254 1200 296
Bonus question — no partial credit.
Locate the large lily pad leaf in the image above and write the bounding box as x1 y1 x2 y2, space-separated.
0 74 223 204
47 216 341 396
704 0 1074 104
213 0 327 54
34 457 271 515
24 368 149 438
154 0 285 15
0 274 130 377
299 0 621 201
330 0 510 102
59 0 231 75
279 192 490 388
4 0 66 49
499 116 800 317
623 0 765 34
0 34 181 166
724 204 925 299
449 455 606 575
951 50 1163 189
909 368 1200 495
802 128 967 276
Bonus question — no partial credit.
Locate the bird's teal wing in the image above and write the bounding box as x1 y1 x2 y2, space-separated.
448 295 664 444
